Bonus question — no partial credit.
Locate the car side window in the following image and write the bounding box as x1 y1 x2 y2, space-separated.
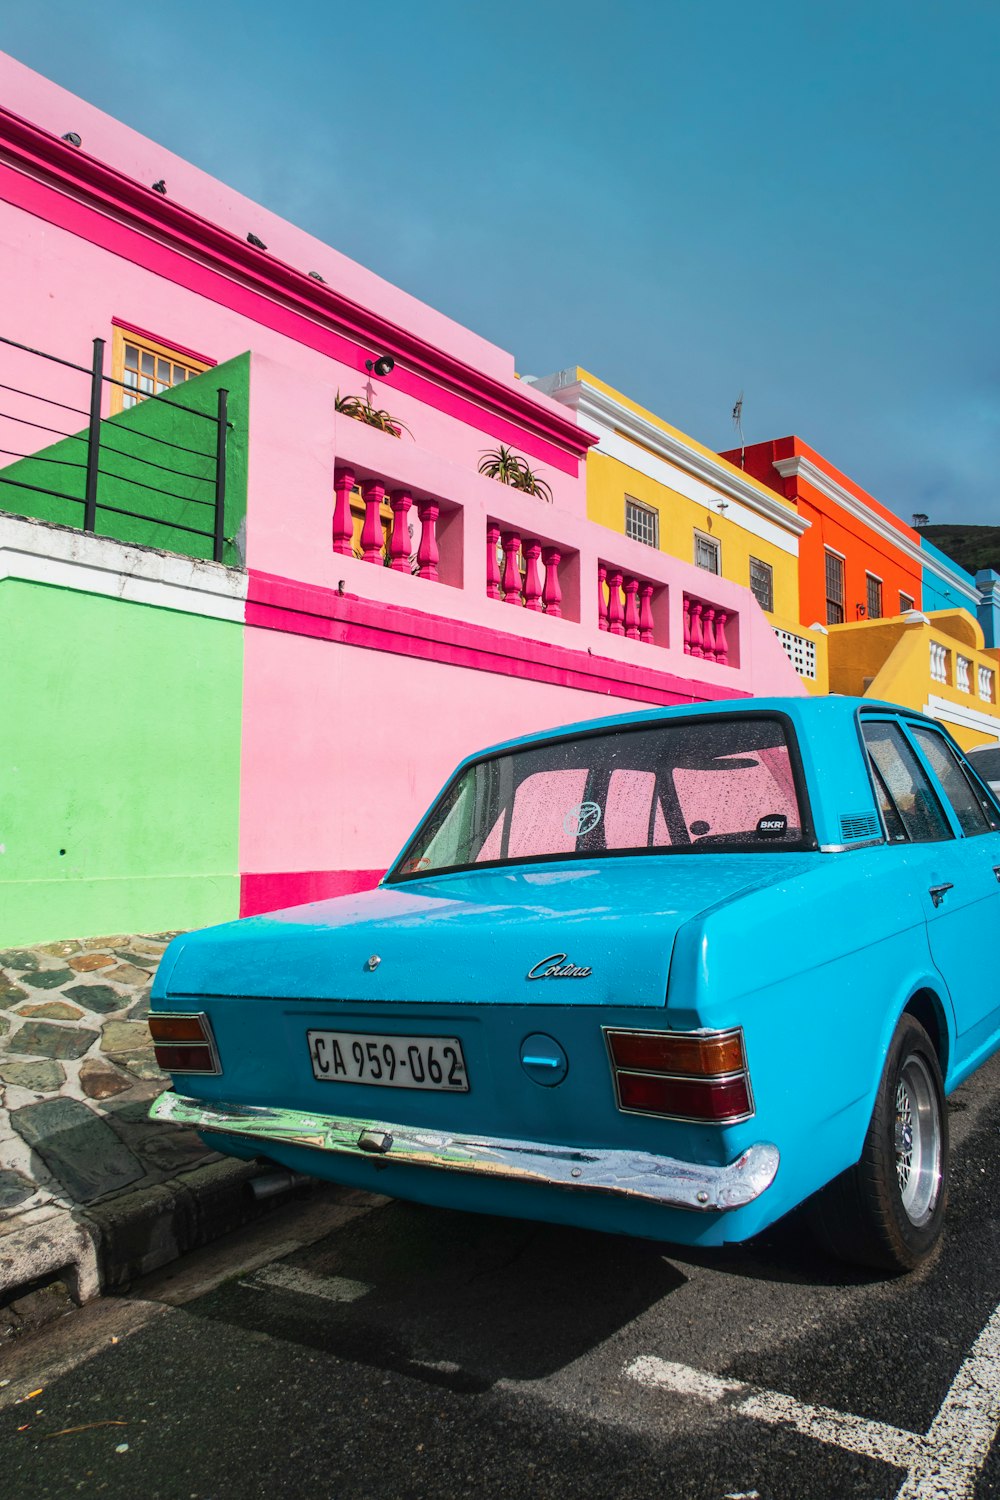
909 726 1000 837
861 721 952 843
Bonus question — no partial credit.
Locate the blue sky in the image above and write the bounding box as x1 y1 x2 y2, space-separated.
4 1 998 524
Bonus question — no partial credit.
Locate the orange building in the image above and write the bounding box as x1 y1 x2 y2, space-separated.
722 436 923 628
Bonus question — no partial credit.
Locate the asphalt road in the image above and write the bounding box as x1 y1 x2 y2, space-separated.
5 1056 1000 1500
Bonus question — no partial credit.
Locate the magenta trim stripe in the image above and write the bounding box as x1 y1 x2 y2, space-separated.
240 868 383 917
0 108 595 468
245 571 748 708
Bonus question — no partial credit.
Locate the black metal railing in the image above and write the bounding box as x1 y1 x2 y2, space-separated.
0 334 230 562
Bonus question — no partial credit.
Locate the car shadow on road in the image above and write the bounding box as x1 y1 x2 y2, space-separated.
184 1198 689 1391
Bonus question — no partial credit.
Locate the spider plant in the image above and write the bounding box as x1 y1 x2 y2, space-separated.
334 390 410 438
478 444 552 502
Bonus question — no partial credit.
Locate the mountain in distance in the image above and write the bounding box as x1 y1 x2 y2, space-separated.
918 524 1000 577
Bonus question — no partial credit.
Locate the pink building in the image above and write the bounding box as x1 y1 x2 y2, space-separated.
0 53 804 941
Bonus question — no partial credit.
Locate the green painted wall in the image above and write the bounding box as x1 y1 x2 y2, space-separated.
0 354 249 567
1 579 243 945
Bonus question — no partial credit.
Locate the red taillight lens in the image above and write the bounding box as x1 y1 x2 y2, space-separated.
149 1013 219 1074
153 1043 217 1073
605 1027 753 1123
616 1070 752 1122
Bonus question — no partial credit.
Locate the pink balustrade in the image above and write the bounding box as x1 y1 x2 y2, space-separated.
683 593 730 665
599 563 662 647
333 465 444 581
487 525 569 615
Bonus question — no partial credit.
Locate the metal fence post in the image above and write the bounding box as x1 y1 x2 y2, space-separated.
213 388 229 563
84 337 105 533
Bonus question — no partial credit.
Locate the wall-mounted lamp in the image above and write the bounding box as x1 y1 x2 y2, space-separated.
61 132 82 146
365 354 395 378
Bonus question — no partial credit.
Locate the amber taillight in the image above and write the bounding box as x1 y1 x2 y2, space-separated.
148 1012 220 1075
605 1027 752 1123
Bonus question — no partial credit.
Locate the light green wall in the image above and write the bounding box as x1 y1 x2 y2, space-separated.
0 354 249 567
1 579 243 945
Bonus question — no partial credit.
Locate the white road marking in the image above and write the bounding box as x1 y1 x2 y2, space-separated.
627 1300 1000 1499
239 1264 371 1303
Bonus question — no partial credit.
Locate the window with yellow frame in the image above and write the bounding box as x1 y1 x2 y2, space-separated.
110 326 210 414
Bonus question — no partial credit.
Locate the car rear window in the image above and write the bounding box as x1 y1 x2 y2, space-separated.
391 716 811 878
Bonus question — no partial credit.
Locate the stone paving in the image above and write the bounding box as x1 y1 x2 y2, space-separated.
0 933 219 1227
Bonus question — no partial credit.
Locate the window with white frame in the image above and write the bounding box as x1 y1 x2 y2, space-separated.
749 556 774 613
866 573 883 620
825 550 845 625
694 530 720 574
625 496 659 548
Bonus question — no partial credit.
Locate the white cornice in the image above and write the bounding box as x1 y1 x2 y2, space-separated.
543 379 810 538
924 693 1000 739
773 456 981 607
0 511 247 621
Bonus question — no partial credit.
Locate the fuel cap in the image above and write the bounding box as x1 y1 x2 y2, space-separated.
520 1032 568 1087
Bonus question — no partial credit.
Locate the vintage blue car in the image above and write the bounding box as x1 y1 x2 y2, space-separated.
149 697 1000 1272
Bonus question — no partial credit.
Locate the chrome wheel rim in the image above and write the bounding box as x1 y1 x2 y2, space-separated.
894 1054 941 1228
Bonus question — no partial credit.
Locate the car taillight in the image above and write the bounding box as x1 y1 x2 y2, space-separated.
148 1012 220 1075
605 1027 753 1123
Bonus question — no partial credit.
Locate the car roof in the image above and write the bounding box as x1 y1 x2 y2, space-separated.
459 695 940 766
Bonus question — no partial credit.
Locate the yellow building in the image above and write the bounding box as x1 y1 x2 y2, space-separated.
827 609 1000 750
531 368 827 693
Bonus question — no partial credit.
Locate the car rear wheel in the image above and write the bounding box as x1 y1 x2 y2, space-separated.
808 1015 948 1273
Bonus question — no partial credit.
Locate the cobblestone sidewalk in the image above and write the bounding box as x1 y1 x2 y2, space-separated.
1 934 264 1315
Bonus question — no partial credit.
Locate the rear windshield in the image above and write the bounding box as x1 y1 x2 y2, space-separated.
390 715 812 879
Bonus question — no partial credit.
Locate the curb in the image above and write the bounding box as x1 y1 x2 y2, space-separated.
1 1157 283 1309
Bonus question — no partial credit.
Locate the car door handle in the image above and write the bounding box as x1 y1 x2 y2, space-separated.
929 883 954 908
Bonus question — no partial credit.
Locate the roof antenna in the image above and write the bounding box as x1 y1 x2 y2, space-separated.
731 391 745 470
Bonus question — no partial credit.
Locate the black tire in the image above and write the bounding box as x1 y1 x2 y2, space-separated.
808 1014 948 1274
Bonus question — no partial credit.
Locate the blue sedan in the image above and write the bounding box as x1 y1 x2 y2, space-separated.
149 697 1000 1272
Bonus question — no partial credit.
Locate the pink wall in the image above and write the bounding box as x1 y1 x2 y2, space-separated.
0 53 808 920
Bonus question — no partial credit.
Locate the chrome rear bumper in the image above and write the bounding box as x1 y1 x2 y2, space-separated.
150 1090 779 1214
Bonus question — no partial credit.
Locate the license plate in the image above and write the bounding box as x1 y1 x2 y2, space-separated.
307 1030 470 1092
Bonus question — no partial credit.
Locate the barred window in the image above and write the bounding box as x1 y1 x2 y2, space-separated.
825 550 845 625
625 497 659 548
899 592 915 614
749 556 774 613
694 531 720 574
866 574 883 620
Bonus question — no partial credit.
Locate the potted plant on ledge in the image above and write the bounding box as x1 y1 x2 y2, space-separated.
478 444 553 502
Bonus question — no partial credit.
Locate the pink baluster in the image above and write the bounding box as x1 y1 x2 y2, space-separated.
608 570 625 635
714 609 729 666
683 596 692 654
542 547 562 617
332 466 355 556
702 606 717 662
639 583 654 643
623 576 640 639
501 530 523 605
486 522 502 600
388 489 413 572
416 500 440 581
597 564 609 630
689 600 705 657
360 480 385 564
523 538 543 611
